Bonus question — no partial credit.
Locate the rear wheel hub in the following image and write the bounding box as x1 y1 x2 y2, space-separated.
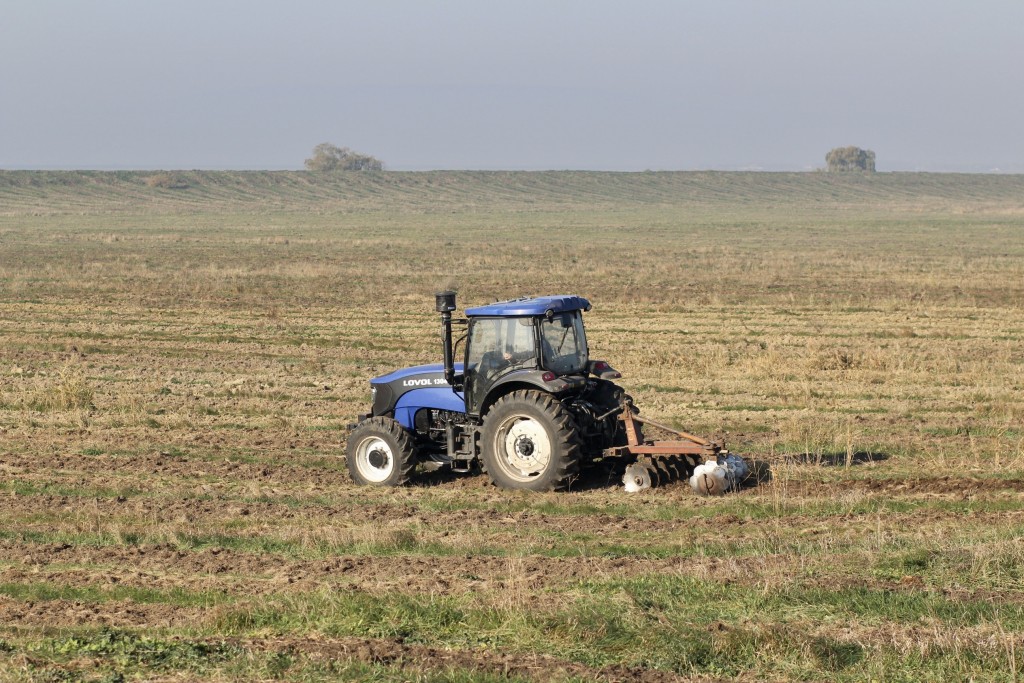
501 417 551 477
514 435 535 457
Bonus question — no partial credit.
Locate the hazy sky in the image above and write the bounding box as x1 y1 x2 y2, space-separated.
2 1 1021 171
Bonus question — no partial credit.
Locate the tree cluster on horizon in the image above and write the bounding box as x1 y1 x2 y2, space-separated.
826 146 876 172
305 143 383 171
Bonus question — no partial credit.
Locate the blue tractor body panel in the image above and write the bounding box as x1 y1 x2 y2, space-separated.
370 363 466 428
394 387 466 429
465 295 590 318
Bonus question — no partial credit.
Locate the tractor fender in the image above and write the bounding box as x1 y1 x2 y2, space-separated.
393 386 466 430
479 370 585 417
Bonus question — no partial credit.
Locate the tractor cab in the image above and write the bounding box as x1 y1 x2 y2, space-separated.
458 295 594 416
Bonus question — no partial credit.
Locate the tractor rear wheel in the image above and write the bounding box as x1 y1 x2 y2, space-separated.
346 417 416 486
481 390 582 492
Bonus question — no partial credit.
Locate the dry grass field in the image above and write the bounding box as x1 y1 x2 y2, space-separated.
1 170 1023 681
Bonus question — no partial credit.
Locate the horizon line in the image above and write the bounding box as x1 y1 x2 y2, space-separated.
2 166 1024 175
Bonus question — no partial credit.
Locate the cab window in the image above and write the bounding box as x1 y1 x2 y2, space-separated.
540 311 587 374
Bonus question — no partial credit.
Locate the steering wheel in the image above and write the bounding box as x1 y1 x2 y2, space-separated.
480 351 506 374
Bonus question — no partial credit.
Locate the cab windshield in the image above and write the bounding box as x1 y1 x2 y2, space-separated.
540 311 588 374
466 317 537 383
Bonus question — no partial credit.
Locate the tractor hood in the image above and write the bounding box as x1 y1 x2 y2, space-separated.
372 363 465 385
369 363 465 419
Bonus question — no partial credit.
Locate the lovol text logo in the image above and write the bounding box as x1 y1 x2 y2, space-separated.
402 377 449 387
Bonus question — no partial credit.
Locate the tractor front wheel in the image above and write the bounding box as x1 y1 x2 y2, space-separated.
481 390 582 492
346 417 416 486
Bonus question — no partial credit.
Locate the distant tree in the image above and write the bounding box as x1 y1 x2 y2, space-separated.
143 173 189 189
826 146 876 172
304 143 383 171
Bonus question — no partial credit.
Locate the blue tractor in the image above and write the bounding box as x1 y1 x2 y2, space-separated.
347 292 730 492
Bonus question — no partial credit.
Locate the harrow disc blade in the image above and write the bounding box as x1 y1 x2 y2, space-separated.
660 455 684 481
622 463 655 492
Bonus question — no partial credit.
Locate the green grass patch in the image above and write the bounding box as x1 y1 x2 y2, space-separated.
211 576 1024 680
3 628 551 682
0 479 141 499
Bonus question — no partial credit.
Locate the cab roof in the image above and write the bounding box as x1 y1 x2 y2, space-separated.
465 295 591 317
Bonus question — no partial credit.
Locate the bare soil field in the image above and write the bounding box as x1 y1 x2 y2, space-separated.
1 170 1022 681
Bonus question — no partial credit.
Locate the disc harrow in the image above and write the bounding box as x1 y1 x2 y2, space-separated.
609 399 750 494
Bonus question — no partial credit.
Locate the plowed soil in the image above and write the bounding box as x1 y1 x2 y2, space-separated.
2 173 1023 680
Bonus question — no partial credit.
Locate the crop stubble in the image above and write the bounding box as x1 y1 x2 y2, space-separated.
0 171 1022 681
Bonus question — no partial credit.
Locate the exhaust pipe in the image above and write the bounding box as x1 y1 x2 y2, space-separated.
435 291 457 386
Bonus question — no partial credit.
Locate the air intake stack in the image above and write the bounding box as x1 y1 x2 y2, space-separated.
435 291 457 385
